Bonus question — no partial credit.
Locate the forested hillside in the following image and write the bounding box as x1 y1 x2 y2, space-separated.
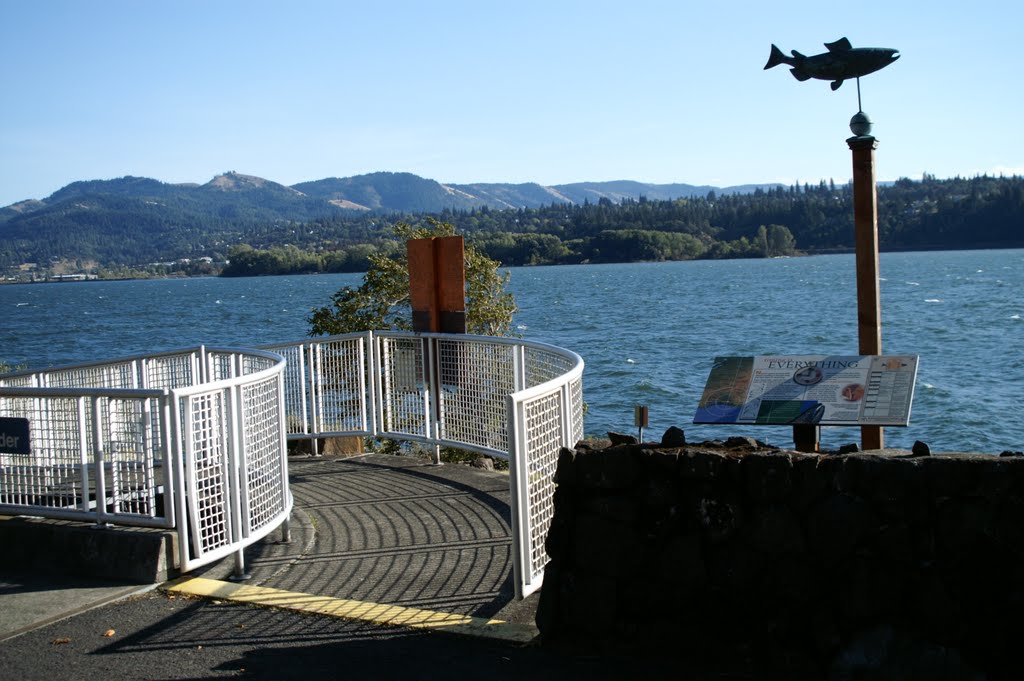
1 170 765 272
2 173 1020 278
221 174 1024 276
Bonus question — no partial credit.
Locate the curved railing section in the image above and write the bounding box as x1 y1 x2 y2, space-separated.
262 331 584 598
0 346 292 573
1 332 583 597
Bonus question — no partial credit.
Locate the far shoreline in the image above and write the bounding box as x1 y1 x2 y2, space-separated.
3 244 1021 285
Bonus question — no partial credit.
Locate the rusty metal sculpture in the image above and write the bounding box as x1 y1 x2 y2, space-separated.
764 37 899 92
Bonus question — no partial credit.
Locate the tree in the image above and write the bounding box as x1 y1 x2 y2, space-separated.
767 224 797 256
756 225 769 257
308 219 517 337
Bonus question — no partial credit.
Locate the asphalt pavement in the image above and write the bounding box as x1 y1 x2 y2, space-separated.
0 454 764 680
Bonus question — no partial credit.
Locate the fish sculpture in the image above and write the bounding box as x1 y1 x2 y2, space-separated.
764 37 899 91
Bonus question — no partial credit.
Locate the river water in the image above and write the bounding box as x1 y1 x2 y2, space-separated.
2 249 1021 453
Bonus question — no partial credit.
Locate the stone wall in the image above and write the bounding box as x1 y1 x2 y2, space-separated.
536 435 1024 679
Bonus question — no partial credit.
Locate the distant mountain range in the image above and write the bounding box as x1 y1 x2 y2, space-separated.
0 171 780 268
2 170 1020 274
2 170 776 219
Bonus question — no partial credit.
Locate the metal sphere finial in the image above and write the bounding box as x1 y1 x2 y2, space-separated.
850 111 873 137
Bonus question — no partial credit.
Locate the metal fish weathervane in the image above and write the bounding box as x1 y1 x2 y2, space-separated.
764 37 899 91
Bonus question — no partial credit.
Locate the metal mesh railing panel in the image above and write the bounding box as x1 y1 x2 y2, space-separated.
0 373 36 388
103 397 162 517
436 338 516 451
570 377 584 446
207 353 235 382
45 361 138 390
0 395 165 520
521 390 564 579
314 337 370 435
378 336 429 438
243 377 285 532
275 344 310 435
523 346 577 390
0 396 85 510
185 391 232 555
145 353 197 390
242 353 276 375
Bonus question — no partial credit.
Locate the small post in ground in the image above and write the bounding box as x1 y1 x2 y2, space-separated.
792 424 820 453
229 548 252 581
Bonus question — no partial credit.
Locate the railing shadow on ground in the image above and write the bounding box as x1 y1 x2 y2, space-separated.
212 454 522 619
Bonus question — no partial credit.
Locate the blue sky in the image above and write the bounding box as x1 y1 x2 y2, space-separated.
2 0 1021 207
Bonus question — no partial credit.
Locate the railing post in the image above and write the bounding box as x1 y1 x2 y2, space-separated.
78 396 91 514
356 335 368 434
308 342 320 456
297 342 309 437
140 399 155 513
177 393 201 565
90 396 111 527
560 383 574 449
160 392 177 529
197 346 207 386
506 395 531 600
366 332 379 437
228 384 251 581
425 336 441 465
512 344 526 392
231 548 250 581
277 367 292 544
380 337 393 434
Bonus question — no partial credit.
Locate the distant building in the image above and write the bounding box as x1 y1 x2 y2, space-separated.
52 273 97 282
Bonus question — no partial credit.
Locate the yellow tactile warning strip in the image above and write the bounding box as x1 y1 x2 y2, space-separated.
164 577 538 644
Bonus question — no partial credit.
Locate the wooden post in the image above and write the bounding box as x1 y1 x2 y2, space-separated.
407 236 466 466
408 239 438 332
408 236 466 333
792 424 820 453
848 135 883 450
435 237 467 334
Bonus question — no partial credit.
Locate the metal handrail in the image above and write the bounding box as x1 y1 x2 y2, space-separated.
1 334 583 595
0 345 292 575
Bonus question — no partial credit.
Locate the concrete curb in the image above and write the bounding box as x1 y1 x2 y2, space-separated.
0 515 176 583
164 576 539 644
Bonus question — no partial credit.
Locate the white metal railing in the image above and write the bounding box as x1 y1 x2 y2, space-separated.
0 346 292 574
261 331 584 599
1 333 583 597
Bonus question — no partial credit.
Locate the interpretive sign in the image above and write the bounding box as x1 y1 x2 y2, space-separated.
0 417 31 455
693 355 918 427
